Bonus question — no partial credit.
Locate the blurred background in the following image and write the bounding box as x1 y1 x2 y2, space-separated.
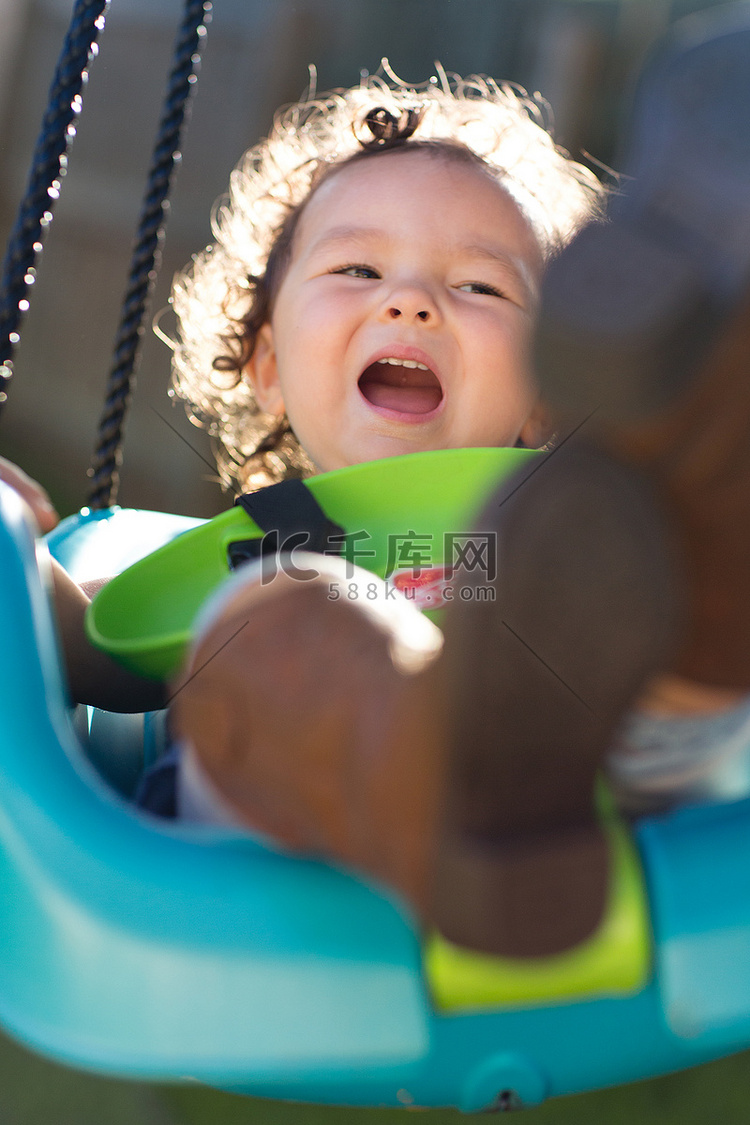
0 0 731 519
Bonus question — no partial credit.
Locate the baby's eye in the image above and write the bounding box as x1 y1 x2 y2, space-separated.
332 264 380 279
457 281 506 297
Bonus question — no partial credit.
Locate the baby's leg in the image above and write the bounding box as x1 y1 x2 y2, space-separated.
171 534 668 961
169 556 445 912
432 444 678 957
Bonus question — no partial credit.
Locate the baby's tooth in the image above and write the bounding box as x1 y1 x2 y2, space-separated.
379 357 430 370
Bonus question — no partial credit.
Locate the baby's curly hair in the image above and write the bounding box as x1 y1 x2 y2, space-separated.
168 64 606 492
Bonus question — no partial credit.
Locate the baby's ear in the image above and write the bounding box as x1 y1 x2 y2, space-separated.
518 400 553 449
243 323 285 415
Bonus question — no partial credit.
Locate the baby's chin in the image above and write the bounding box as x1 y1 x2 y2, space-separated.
310 438 445 474
310 433 524 474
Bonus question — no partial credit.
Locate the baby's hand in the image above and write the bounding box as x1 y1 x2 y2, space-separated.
0 456 59 533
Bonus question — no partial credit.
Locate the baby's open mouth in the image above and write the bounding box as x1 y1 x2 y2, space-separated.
358 358 443 416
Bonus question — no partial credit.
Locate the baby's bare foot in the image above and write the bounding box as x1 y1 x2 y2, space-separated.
170 555 444 913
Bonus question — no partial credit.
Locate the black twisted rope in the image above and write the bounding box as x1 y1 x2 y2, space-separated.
0 0 108 404
87 0 212 510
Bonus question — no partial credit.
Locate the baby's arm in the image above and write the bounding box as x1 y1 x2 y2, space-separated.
0 457 166 713
50 559 167 712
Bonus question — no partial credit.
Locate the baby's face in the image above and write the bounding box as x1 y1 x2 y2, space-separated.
248 148 546 472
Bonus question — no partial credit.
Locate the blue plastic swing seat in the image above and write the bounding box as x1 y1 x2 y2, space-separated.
5 479 750 1112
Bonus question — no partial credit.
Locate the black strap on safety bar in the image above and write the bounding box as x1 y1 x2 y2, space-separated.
228 479 345 569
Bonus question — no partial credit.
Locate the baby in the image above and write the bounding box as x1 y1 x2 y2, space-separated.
6 45 749 961
158 70 610 947
166 50 750 963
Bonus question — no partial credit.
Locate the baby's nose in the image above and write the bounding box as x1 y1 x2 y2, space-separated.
389 306 430 322
382 281 440 325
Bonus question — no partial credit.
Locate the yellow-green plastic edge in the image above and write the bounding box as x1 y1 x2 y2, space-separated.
424 797 651 1011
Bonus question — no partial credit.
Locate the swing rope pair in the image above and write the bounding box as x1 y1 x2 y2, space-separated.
0 0 211 509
